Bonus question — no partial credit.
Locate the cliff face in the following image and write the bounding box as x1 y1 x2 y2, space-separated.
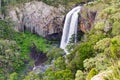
6 1 97 39
7 1 64 37
79 7 97 33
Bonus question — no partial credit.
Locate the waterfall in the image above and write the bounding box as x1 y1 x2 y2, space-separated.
60 6 81 54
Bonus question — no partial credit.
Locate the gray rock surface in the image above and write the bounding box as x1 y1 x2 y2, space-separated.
7 1 64 37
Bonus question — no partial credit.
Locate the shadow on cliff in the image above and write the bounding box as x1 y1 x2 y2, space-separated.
30 43 48 66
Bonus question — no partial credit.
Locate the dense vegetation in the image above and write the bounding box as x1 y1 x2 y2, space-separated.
0 0 120 80
0 20 50 79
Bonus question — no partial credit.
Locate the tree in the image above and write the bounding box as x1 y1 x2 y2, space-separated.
75 70 85 80
44 69 73 80
54 57 66 70
104 61 120 80
23 71 41 80
0 40 23 79
8 72 18 80
47 47 64 63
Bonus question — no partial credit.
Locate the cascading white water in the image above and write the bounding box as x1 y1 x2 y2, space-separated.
60 6 81 54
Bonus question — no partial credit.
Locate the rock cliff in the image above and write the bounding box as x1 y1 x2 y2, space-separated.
6 1 97 39
79 7 97 33
7 1 64 37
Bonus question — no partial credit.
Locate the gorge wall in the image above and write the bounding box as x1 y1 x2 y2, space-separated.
6 1 97 38
7 1 64 37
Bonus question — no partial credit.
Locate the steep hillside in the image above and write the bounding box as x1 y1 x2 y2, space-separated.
0 0 120 80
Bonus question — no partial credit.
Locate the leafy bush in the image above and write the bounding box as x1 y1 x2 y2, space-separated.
23 71 41 80
8 72 18 80
112 21 120 36
47 47 64 62
84 36 120 74
99 6 117 19
0 40 23 79
84 53 112 72
0 20 15 39
75 70 85 80
54 57 66 70
94 38 111 53
110 36 120 58
87 30 106 45
0 20 50 79
104 61 120 80
67 42 95 73
86 68 98 80
94 22 105 31
44 69 73 80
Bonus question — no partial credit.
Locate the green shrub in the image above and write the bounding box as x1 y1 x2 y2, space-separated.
86 68 98 80
67 42 95 73
0 40 24 79
99 6 117 19
47 47 64 62
0 20 50 79
54 57 66 70
44 69 73 80
0 20 15 39
112 21 120 36
110 36 120 58
84 53 112 72
13 30 50 60
104 61 120 80
75 70 85 80
84 36 120 73
94 22 105 31
94 38 111 53
8 72 18 80
88 31 106 45
23 71 41 80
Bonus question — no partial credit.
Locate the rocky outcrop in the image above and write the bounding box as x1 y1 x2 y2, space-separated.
7 1 64 37
7 1 96 38
79 7 97 33
44 6 97 41
8 7 23 31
